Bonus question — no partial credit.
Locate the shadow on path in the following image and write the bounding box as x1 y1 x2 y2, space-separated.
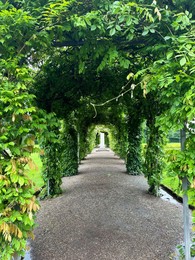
29 149 183 260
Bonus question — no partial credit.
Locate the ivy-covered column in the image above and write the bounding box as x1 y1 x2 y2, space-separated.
77 125 88 161
40 113 62 198
96 132 100 147
77 121 96 161
144 117 165 195
126 104 143 175
109 113 128 159
59 120 78 177
113 123 128 159
42 141 62 197
143 93 165 195
119 123 128 159
105 132 109 147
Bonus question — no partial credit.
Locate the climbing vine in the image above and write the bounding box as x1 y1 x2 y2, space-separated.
109 120 128 160
59 120 78 177
144 120 165 195
126 99 143 175
0 80 40 259
38 112 62 198
0 4 43 257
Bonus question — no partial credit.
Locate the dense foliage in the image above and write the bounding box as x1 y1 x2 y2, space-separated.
59 121 78 177
126 99 143 175
38 113 62 198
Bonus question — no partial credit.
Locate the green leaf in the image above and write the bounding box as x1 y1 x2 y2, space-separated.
126 34 134 41
91 25 96 31
109 28 116 36
120 58 130 69
12 239 21 251
180 57 186 66
164 36 171 41
167 52 173 60
115 24 121 31
142 29 149 36
84 18 91 26
126 16 132 26
119 15 125 23
175 75 180 82
18 177 25 186
0 39 5 44
11 174 18 183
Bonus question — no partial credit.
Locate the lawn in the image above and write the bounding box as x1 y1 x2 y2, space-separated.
161 142 195 207
164 142 180 150
161 142 180 192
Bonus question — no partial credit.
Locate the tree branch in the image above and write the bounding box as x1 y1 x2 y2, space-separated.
52 40 84 47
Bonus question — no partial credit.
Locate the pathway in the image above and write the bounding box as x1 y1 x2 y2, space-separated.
29 149 184 260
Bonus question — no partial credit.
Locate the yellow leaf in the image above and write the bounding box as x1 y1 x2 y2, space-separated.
29 212 33 220
11 159 17 174
28 159 38 170
17 229 23 239
22 114 32 121
0 223 4 232
154 7 161 21
8 234 12 242
26 139 35 146
33 203 40 211
18 157 29 164
14 226 18 237
29 201 33 212
126 72 134 80
10 224 14 234
28 231 35 240
191 179 195 189
0 175 6 180
142 81 147 98
23 146 33 152
21 205 27 213
3 223 9 233
12 113 16 122
4 233 10 241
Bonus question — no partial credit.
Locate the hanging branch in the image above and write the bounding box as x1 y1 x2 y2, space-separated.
90 81 140 118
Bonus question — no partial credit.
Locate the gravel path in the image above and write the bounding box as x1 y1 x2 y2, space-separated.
29 149 184 260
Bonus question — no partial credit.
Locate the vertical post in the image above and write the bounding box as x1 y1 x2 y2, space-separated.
100 132 105 148
47 179 50 197
77 132 80 164
13 252 21 260
180 128 191 260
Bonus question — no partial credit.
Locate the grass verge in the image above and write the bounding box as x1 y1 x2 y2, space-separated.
161 143 195 207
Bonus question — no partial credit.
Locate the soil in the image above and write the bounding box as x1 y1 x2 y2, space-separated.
29 149 184 260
